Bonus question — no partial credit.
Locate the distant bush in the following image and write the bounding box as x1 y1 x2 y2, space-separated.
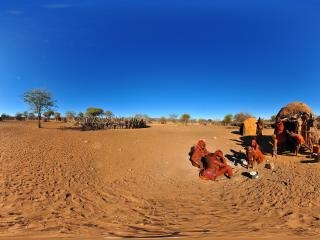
54 112 61 121
1 114 10 120
15 113 24 121
65 111 76 122
44 110 54 120
160 117 167 124
198 119 208 125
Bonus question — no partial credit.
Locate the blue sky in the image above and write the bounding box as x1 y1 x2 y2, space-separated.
0 0 319 119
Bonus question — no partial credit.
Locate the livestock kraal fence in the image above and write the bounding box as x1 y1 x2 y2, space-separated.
73 117 148 130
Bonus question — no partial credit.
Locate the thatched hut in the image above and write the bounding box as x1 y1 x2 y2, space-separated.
275 102 319 152
240 117 257 136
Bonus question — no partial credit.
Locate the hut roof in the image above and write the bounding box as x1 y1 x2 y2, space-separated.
276 102 313 119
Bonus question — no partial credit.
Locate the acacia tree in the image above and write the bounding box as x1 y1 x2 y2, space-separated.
23 89 55 128
86 107 104 118
223 114 233 125
180 113 191 125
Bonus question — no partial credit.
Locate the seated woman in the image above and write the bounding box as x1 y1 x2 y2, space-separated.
246 138 265 169
199 150 233 181
189 139 209 168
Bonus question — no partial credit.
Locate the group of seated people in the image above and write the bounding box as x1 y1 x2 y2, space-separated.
189 138 268 181
189 125 310 181
189 139 234 181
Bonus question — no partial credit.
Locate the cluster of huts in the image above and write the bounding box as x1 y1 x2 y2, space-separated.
240 102 319 155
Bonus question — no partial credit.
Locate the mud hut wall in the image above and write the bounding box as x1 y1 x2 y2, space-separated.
242 118 257 136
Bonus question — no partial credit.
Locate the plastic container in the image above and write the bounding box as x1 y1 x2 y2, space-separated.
249 171 259 179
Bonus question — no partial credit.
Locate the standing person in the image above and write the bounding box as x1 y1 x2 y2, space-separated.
286 130 305 155
271 134 278 159
256 117 264 144
275 119 284 135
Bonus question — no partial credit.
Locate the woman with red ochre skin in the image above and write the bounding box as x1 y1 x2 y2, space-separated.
199 150 233 181
190 139 209 168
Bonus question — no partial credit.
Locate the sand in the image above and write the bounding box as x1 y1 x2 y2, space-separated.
1 120 320 239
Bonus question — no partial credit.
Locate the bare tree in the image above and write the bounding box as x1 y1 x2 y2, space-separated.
77 112 84 119
54 112 61 121
233 112 253 124
169 114 178 123
65 111 76 122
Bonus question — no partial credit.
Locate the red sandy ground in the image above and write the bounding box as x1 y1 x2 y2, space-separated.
1 121 320 239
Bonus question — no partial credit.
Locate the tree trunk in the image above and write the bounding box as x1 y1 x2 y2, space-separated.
38 113 41 128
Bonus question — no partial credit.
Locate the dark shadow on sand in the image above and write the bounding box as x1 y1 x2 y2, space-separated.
241 135 273 154
231 130 241 135
300 159 320 164
241 172 251 179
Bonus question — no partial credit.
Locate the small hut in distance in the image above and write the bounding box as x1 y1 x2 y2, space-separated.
240 117 257 136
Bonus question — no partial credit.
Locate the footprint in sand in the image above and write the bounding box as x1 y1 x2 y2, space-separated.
92 142 102 149
65 192 72 205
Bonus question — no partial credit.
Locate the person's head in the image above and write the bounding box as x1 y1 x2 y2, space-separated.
197 139 206 150
214 149 224 159
251 138 257 147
